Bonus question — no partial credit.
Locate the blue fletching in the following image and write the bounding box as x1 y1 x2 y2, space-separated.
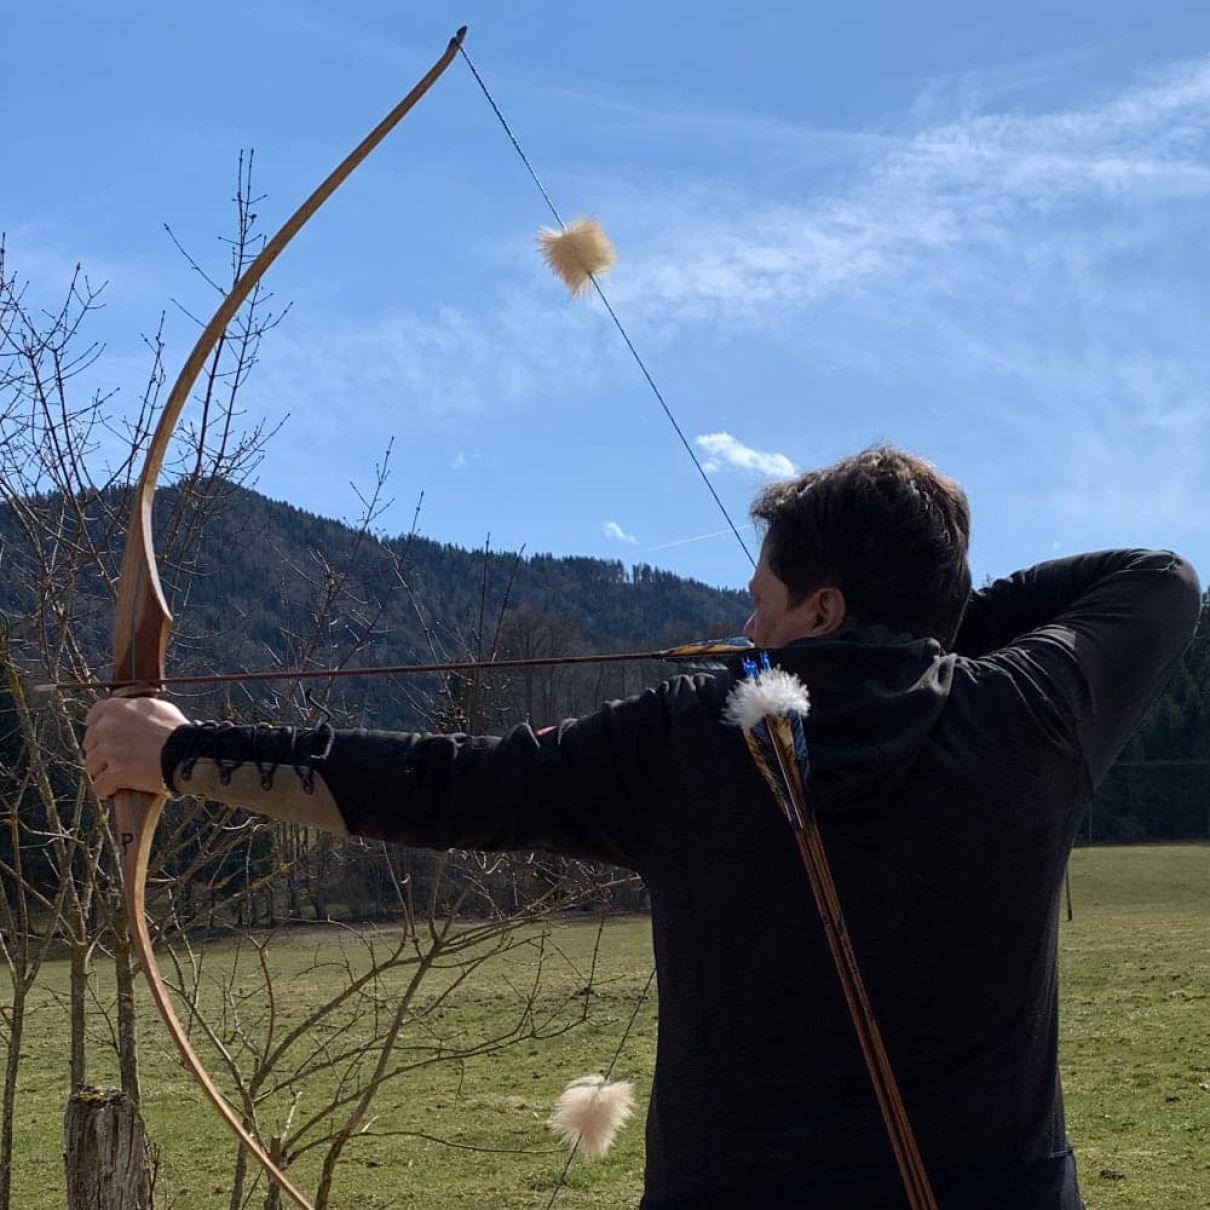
741 649 773 679
787 711 811 784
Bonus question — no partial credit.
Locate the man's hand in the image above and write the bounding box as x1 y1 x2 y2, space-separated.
84 697 190 799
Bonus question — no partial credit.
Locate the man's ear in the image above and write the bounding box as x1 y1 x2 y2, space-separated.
803 586 847 635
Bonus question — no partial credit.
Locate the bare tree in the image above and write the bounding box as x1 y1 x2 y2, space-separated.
1 157 646 1208
0 157 291 1206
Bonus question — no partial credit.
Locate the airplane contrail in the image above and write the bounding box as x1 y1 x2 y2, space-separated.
645 522 756 552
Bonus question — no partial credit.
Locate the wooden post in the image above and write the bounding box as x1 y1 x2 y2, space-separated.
64 1086 154 1210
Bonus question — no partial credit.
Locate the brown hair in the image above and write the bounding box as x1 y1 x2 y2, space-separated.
750 444 972 646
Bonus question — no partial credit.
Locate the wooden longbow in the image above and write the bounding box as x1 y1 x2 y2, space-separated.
108 28 466 1208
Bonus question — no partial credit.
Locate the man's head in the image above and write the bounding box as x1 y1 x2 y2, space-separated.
743 444 971 649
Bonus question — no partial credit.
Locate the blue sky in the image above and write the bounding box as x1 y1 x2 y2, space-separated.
6 1 1209 592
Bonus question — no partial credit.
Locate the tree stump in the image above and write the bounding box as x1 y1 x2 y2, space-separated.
64 1086 155 1210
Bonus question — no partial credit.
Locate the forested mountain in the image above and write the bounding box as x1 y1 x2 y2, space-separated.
0 481 751 733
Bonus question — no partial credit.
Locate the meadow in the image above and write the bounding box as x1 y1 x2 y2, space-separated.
4 844 1207 1208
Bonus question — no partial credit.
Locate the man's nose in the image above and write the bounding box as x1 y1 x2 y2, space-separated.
742 611 756 642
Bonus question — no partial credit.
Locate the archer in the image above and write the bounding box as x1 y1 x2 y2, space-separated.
85 444 1200 1208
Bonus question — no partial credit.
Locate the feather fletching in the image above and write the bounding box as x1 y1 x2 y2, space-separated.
548 1074 635 1160
722 667 811 729
539 217 616 295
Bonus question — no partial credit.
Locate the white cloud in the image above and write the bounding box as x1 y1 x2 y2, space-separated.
695 432 795 478
602 520 639 545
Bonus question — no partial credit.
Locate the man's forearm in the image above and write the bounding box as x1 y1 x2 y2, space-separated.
161 722 349 835
951 548 1200 784
157 700 655 869
952 549 1199 658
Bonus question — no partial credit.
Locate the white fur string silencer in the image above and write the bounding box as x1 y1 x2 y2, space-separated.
722 666 811 729
539 216 616 295
548 1074 636 1160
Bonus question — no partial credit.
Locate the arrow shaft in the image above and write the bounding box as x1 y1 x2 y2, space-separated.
48 641 748 694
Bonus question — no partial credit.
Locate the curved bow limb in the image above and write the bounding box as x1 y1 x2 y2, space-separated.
112 790 317 1207
109 27 467 1209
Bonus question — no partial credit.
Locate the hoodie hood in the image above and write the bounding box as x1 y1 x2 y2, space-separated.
744 626 955 817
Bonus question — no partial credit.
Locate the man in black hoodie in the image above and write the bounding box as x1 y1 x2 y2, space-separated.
85 445 1202 1208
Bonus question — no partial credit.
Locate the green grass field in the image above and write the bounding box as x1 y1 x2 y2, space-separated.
3 844 1207 1208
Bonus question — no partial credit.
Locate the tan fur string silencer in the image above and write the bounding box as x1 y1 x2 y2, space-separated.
539 217 616 294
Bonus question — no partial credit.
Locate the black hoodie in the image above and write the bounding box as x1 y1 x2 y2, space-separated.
163 549 1202 1208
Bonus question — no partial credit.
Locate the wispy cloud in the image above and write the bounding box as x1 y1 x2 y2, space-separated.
264 54 1210 382
602 520 639 545
695 432 795 477
602 59 1210 329
248 291 623 449
246 54 1210 537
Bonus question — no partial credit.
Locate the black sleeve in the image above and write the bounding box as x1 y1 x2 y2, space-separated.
161 680 691 872
953 550 1202 785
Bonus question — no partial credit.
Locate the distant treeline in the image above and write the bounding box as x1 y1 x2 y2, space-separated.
1086 605 1210 842
0 480 752 732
